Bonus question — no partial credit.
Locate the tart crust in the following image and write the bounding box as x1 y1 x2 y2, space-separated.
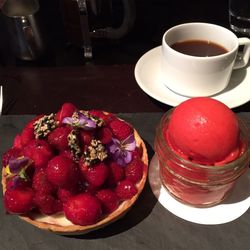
2 129 148 234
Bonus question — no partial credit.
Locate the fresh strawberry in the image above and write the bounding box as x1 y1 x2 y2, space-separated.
106 161 125 187
132 146 143 160
60 149 74 161
109 119 133 141
89 110 114 124
4 187 34 214
20 127 35 147
32 168 56 194
26 115 44 129
125 158 144 183
79 130 93 146
82 181 99 195
34 191 62 215
75 174 98 194
64 193 102 226
55 103 76 124
96 189 119 214
57 188 75 203
88 110 106 119
115 179 138 200
13 135 22 149
19 115 43 147
23 139 53 168
46 155 79 188
47 126 71 151
2 148 23 167
78 157 88 172
80 162 109 187
97 127 112 144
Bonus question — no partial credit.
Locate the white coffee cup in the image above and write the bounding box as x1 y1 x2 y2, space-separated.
161 22 250 97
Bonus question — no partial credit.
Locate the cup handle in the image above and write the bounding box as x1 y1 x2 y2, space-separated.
234 37 250 69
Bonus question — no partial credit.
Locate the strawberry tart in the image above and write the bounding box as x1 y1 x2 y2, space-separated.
1 103 148 234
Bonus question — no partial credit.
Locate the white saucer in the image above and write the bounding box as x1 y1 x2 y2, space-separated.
134 46 250 108
149 154 250 225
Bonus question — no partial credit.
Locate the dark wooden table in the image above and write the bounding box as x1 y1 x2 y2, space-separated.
0 64 250 115
0 65 170 115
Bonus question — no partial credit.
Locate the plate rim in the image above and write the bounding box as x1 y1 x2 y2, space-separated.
134 46 250 108
148 154 250 225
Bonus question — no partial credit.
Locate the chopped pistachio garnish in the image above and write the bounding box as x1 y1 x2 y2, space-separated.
68 129 82 161
83 139 108 166
80 110 105 127
33 113 57 139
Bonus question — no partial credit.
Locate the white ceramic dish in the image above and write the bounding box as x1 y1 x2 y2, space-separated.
149 154 250 225
134 46 250 108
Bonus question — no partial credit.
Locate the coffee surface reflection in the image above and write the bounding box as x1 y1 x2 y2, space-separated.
171 40 228 57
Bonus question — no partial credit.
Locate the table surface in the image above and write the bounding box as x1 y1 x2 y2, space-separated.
1 64 250 115
0 65 171 115
1 113 250 250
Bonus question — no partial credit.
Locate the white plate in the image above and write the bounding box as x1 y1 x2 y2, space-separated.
149 154 250 225
134 46 250 108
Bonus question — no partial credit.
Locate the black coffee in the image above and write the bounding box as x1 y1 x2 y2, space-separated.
171 40 228 57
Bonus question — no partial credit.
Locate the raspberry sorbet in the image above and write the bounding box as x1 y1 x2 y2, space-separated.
154 97 250 207
166 97 241 165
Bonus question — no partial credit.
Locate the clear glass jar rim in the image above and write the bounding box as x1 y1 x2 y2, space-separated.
156 109 250 171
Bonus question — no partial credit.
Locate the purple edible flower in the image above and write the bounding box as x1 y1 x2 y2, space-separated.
108 134 136 166
62 112 96 130
11 175 24 189
9 157 29 174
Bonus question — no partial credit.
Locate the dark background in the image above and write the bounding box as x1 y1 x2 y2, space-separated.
0 0 229 67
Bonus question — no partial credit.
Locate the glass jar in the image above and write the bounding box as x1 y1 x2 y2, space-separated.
154 110 250 207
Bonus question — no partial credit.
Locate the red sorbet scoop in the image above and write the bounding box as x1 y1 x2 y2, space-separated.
165 97 241 165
